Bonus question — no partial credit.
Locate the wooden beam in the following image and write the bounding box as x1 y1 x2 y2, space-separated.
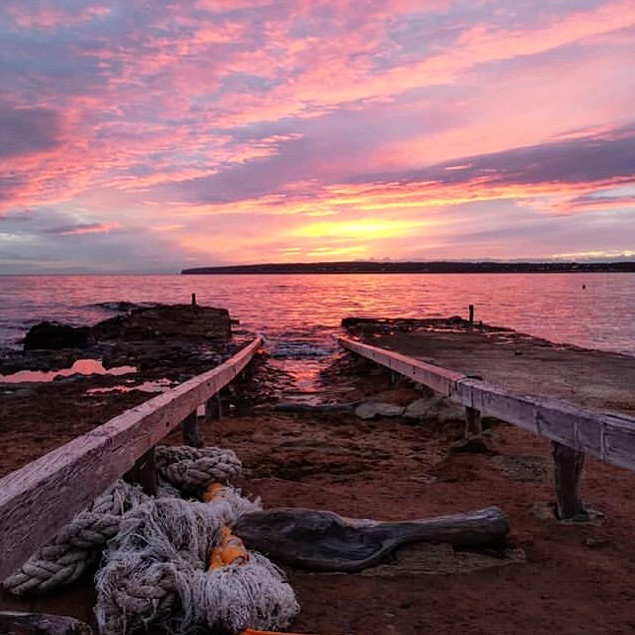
0 337 262 581
123 446 157 495
465 406 482 438
552 442 585 520
205 394 221 420
338 336 635 472
339 337 464 396
182 411 203 447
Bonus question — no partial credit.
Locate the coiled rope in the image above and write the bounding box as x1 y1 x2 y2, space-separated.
155 445 242 494
95 494 298 635
3 480 149 596
3 444 299 634
3 445 242 597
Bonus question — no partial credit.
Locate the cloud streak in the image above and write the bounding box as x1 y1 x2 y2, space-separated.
0 0 633 270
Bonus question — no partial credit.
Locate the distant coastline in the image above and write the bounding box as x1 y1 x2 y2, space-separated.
181 261 635 275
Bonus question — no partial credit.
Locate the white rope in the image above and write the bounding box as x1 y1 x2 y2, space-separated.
95 495 298 635
3 480 148 596
2 445 241 596
155 445 242 493
193 552 300 633
3 444 299 635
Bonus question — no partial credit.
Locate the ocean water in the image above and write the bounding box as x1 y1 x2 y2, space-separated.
0 273 633 357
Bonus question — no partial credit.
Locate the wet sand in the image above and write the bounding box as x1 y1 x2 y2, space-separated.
2 322 635 634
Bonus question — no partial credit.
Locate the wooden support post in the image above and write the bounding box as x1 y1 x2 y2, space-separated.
468 304 474 325
465 406 482 438
552 441 585 520
182 410 204 447
205 393 221 420
191 292 197 306
123 447 157 496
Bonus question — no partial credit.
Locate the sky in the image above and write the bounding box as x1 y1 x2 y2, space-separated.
1 0 634 273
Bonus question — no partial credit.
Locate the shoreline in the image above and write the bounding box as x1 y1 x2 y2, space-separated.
1 317 635 633
182 260 635 275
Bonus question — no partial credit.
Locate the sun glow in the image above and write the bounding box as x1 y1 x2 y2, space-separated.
293 218 432 240
1 0 633 270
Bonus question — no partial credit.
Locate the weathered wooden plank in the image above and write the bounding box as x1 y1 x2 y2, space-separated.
338 337 464 396
124 446 157 495
182 411 203 447
454 379 540 435
552 442 585 520
0 337 262 581
339 337 635 472
602 413 635 470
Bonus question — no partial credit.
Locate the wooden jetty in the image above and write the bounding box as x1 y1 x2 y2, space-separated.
3 321 635 634
0 337 263 582
339 335 635 520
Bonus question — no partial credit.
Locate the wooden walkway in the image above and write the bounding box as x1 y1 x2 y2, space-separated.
339 335 635 519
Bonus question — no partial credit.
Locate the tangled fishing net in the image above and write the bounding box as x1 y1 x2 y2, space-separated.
3 445 300 635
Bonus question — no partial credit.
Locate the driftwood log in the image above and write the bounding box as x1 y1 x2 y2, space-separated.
0 612 92 635
235 506 508 572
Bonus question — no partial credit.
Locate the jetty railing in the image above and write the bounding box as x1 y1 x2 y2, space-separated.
0 336 263 581
339 336 635 519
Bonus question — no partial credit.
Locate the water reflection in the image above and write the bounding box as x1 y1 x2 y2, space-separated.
0 273 633 356
0 359 137 383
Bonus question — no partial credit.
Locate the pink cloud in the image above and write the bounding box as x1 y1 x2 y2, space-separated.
4 2 111 31
41 222 122 236
1 0 634 270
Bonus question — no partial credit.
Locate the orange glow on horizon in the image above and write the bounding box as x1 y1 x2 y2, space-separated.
292 218 433 239
1 0 633 270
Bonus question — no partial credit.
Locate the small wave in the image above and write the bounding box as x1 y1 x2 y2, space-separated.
86 301 158 312
0 322 28 332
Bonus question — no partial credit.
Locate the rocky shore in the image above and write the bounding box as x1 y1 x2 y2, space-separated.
2 311 635 634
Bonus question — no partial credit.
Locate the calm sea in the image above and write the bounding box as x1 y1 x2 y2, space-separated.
1 273 634 357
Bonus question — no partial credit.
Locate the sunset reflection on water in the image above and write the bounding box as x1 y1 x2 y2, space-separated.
0 360 137 383
0 273 634 356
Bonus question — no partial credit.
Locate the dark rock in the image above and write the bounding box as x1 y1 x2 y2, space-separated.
92 304 231 341
355 401 405 420
0 611 92 635
92 301 155 312
404 397 464 423
23 322 91 350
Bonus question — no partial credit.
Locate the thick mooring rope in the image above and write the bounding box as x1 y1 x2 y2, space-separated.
3 480 148 596
3 444 299 635
155 445 242 493
3 445 242 596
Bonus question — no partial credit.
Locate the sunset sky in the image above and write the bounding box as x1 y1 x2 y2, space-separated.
1 0 634 272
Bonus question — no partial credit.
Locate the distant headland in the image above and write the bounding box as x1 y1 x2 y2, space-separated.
181 261 635 275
